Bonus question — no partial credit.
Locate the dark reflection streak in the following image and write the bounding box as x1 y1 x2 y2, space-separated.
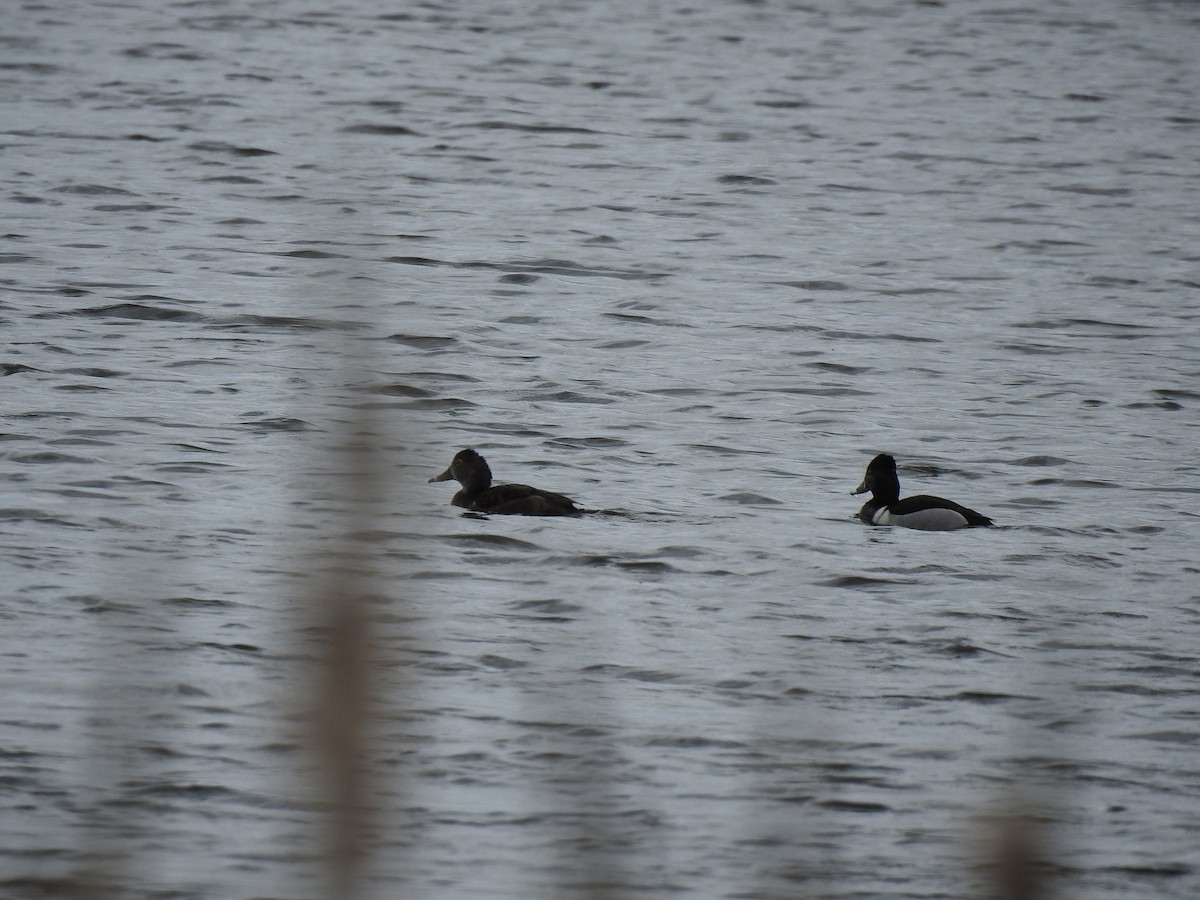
295 241 415 899
536 639 628 899
305 361 391 899
74 596 170 899
310 493 375 900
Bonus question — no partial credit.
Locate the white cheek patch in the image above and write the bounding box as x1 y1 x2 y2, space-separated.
887 507 969 530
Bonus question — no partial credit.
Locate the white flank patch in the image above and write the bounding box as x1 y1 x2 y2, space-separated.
875 507 968 530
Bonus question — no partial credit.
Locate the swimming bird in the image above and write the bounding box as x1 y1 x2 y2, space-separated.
852 453 993 530
429 448 583 516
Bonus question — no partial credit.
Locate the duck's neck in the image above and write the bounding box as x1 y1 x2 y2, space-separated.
873 478 900 504
457 468 492 499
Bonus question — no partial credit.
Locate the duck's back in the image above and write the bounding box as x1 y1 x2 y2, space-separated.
887 494 993 530
472 482 581 516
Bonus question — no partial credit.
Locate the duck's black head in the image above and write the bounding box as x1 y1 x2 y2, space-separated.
429 448 493 489
852 453 900 502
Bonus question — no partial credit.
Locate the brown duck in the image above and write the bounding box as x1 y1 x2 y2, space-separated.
429 448 583 516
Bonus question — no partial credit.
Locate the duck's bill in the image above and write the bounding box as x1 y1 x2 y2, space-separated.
851 479 868 495
429 468 453 483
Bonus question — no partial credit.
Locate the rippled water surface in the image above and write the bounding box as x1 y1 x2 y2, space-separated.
4 1 1200 897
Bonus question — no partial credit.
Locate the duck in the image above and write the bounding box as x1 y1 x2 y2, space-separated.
852 453 993 530
429 448 583 516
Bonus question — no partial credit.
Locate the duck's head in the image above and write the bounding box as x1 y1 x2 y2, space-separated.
429 448 492 487
852 453 899 500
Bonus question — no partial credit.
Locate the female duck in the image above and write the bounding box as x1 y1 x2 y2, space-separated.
429 448 583 516
852 453 993 530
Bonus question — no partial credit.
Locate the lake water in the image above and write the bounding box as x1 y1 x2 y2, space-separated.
3 1 1200 898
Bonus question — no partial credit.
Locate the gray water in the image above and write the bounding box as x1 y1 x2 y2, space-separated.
3 1 1200 898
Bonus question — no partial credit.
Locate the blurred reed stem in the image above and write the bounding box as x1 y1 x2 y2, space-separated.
309 419 389 900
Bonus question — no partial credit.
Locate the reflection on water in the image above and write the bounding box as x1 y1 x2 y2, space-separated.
3 0 1200 897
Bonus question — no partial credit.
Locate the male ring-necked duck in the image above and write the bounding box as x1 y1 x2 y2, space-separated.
852 453 993 530
429 448 583 516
